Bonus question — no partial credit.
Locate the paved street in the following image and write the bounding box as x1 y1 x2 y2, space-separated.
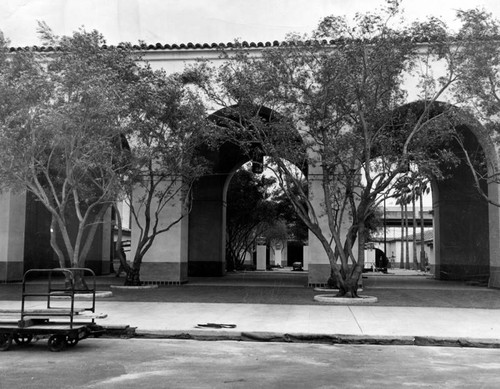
2 269 500 388
2 338 500 388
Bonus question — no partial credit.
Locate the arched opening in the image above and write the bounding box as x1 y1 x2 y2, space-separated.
367 174 434 273
370 101 500 285
187 141 249 277
187 106 306 277
225 158 308 273
432 122 496 283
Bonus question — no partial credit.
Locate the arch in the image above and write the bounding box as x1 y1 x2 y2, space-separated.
187 105 305 276
395 101 500 284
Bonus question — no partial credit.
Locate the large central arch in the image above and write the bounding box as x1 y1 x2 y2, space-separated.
187 106 305 276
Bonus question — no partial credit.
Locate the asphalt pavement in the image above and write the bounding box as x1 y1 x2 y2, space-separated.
2 268 500 348
4 338 500 388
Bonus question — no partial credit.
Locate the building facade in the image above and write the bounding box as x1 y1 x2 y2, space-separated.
1 41 500 287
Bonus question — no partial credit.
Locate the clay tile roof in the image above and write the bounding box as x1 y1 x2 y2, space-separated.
11 34 488 53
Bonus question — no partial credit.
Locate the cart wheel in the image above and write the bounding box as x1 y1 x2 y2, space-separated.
65 335 79 347
48 335 66 352
0 334 13 351
14 334 33 345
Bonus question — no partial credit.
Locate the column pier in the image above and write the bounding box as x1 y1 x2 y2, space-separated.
0 191 26 281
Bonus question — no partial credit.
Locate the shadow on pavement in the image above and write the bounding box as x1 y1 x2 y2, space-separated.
2 268 500 308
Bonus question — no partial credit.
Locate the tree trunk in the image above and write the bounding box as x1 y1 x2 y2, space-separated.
114 203 132 273
333 221 364 298
314 224 360 298
400 201 405 269
419 193 426 271
72 269 89 290
50 215 68 269
226 247 236 272
124 266 141 286
122 247 143 286
79 205 109 268
404 202 410 270
49 215 82 289
124 250 144 286
412 195 418 270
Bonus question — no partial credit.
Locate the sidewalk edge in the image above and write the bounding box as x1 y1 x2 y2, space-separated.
129 329 500 349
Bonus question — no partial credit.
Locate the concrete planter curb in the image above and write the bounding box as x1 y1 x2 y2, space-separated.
51 291 113 299
110 284 159 290
313 294 378 304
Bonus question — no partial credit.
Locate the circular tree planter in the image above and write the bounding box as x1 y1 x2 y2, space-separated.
110 284 158 290
313 294 378 304
51 291 113 299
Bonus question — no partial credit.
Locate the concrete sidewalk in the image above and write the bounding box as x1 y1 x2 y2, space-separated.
2 270 500 347
2 300 500 347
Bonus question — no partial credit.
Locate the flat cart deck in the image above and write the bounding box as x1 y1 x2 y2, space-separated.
0 268 105 352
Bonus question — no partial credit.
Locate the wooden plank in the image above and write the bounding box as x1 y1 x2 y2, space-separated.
0 322 84 329
0 309 106 319
0 308 85 314
0 323 88 331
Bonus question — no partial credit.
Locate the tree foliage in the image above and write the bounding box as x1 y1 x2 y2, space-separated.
0 25 215 287
226 167 308 271
269 173 309 244
118 64 214 285
450 8 500 205
0 25 136 278
225 168 276 270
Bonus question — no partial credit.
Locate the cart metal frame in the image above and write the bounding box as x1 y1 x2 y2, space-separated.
0 268 105 352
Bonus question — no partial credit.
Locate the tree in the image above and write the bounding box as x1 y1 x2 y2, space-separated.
262 219 288 267
226 166 308 271
394 172 430 270
117 65 215 285
411 188 417 269
0 24 217 287
190 1 463 297
393 177 412 270
0 25 136 286
415 180 431 271
405 174 432 271
225 168 277 271
399 198 406 269
450 8 500 205
270 173 309 244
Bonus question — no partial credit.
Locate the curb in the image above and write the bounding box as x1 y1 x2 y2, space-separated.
314 288 364 292
50 291 113 299
101 325 136 338
123 329 500 349
313 294 378 304
110 285 158 290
